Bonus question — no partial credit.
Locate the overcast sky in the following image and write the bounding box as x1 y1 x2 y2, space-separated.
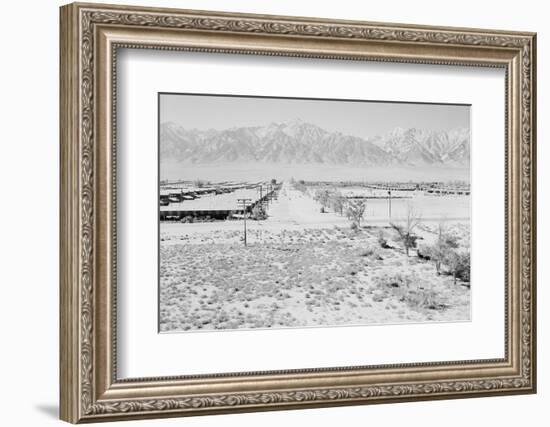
160 93 470 138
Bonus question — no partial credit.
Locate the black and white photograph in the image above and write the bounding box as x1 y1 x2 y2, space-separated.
158 93 472 333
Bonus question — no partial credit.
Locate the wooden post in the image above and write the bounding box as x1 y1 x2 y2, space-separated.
238 198 252 246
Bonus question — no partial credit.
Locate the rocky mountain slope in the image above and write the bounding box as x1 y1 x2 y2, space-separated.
160 119 470 167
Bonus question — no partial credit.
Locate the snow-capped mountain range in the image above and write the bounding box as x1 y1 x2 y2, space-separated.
160 119 470 167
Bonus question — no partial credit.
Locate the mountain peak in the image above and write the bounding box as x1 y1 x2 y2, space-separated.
285 117 304 125
160 121 469 167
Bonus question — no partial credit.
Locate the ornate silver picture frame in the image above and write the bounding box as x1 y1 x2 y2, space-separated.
60 2 536 423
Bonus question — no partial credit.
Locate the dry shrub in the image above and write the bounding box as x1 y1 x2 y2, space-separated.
374 272 447 312
359 244 382 260
360 247 375 257
378 230 390 248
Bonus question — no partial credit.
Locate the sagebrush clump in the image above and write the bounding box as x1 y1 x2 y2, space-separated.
374 272 448 312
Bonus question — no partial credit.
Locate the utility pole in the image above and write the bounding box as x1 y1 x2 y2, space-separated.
388 189 392 220
259 184 265 212
238 198 252 246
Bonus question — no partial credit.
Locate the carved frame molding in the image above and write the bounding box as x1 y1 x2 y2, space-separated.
60 2 536 423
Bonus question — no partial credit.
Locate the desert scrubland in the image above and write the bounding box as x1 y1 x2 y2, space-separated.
159 182 471 332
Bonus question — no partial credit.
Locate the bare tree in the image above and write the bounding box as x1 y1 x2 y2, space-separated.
330 192 347 216
294 181 307 193
391 203 422 257
422 221 459 274
444 249 470 284
315 189 331 208
346 199 366 227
